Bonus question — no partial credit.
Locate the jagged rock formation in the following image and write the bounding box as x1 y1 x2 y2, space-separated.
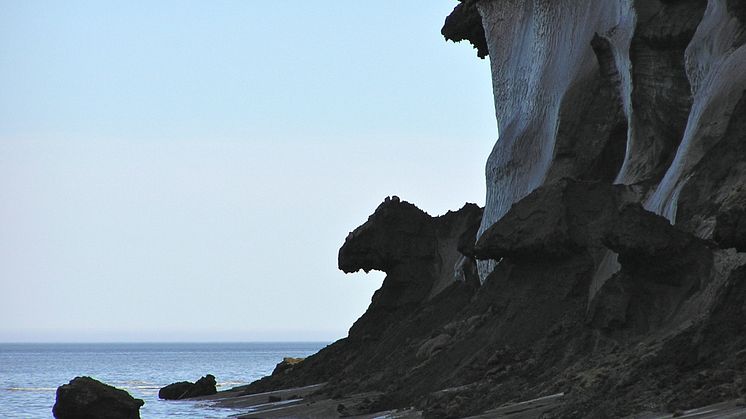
240 200 484 398
339 197 482 307
53 376 144 419
158 374 217 400
233 1 746 417
441 0 488 58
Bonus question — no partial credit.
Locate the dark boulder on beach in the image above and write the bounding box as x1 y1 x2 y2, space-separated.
53 376 144 419
158 381 193 400
159 374 217 400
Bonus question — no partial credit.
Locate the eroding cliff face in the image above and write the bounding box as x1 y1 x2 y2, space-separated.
338 198 482 339
243 185 746 417
468 1 631 280
240 199 486 403
648 0 746 224
238 2 746 417
469 0 745 285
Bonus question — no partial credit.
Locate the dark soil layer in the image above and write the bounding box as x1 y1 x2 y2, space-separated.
239 184 746 418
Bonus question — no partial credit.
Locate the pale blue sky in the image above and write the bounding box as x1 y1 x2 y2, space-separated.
0 1 495 342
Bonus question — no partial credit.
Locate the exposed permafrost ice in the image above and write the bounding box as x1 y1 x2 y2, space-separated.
475 0 745 294
476 0 635 282
646 0 746 223
591 0 746 297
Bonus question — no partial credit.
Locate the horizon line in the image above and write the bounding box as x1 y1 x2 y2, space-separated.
0 340 333 344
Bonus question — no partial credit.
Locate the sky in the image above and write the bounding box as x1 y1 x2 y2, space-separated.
0 1 496 342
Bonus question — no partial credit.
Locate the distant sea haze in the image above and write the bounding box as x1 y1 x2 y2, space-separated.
0 342 326 418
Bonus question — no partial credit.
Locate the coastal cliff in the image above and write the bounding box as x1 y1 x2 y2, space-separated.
237 1 746 417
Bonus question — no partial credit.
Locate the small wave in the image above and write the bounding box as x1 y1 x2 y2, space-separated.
119 380 154 386
6 387 57 392
217 381 248 387
113 380 162 390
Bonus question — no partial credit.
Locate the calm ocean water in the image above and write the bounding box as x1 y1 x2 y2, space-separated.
0 342 327 419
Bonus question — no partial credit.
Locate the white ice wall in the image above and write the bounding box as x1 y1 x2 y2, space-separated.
646 0 746 227
476 0 634 281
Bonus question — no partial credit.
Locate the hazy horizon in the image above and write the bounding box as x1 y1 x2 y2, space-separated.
0 1 495 343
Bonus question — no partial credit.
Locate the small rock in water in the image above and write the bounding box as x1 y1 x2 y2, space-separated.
159 374 217 400
53 376 144 419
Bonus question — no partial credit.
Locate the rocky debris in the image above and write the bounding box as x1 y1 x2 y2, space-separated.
335 395 380 417
272 357 305 375
53 376 144 419
441 0 488 58
416 334 451 360
714 206 746 251
226 390 382 418
603 204 714 286
158 374 217 400
586 273 629 330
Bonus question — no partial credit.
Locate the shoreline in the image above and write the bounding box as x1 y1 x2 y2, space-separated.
196 382 746 418
0 342 324 418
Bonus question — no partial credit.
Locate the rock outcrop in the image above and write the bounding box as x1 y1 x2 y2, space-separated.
158 374 217 400
272 357 305 375
339 197 482 300
53 376 144 419
473 179 640 262
229 1 746 417
715 205 746 251
441 0 488 58
240 200 484 396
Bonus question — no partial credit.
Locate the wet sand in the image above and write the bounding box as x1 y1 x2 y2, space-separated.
194 384 746 418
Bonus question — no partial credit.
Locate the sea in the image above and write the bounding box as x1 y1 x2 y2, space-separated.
0 342 327 419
